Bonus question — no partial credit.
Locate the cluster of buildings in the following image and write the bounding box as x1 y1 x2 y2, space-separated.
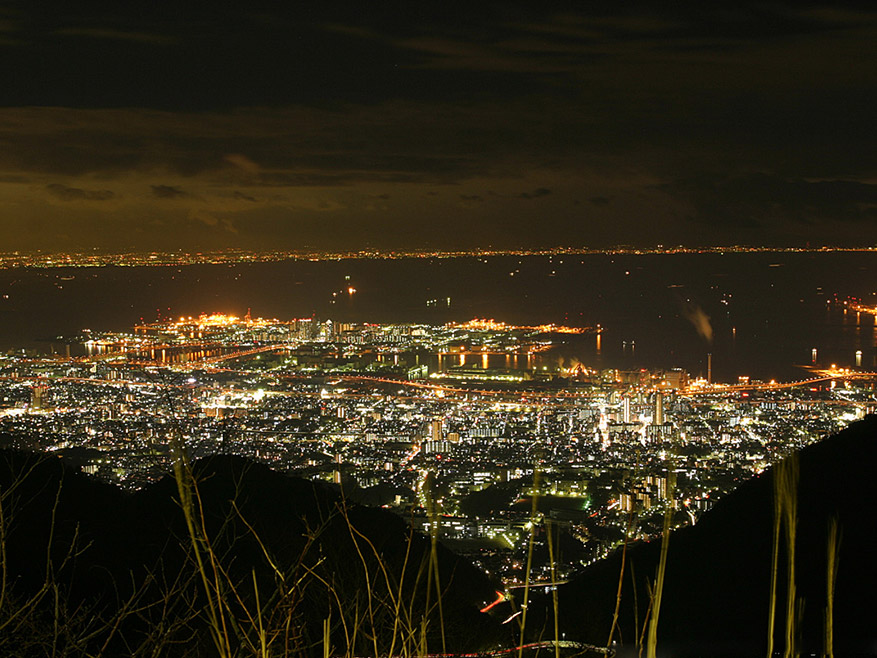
1 312 874 584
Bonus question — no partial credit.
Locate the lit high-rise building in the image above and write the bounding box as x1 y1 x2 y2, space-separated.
31 384 48 410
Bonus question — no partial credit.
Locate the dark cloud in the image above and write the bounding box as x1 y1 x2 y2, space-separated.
46 183 114 201
519 188 551 199
669 174 877 227
0 2 870 111
189 210 237 234
233 191 258 202
151 184 187 199
458 194 484 208
225 154 260 173
253 172 357 188
0 2 874 250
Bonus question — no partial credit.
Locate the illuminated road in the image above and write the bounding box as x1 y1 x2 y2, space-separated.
197 344 289 365
683 371 877 395
479 590 506 613
11 342 876 416
337 375 599 405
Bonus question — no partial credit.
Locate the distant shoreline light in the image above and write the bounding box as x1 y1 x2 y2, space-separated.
0 245 875 269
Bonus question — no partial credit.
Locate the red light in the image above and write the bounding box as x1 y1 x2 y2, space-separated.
480 591 506 613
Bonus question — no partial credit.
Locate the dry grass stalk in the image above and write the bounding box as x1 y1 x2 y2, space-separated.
517 467 541 658
546 518 560 658
643 466 675 658
766 462 782 658
780 457 799 658
824 517 841 658
766 454 800 658
606 506 636 653
645 502 671 658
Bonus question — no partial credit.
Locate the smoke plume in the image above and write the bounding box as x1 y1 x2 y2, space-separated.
681 302 713 343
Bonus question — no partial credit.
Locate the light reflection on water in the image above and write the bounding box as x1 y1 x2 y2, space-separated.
1 252 875 383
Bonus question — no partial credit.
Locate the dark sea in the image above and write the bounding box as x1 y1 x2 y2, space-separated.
1 252 875 383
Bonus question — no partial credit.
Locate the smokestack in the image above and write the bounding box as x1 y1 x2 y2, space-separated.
707 353 712 384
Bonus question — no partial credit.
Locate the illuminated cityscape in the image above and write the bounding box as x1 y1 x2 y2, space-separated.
2 310 874 584
2 1 876 652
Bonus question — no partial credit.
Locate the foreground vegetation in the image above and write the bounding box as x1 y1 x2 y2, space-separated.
3 416 876 656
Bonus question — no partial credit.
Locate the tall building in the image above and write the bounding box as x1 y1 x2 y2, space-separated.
294 318 316 341
654 392 664 426
31 383 48 410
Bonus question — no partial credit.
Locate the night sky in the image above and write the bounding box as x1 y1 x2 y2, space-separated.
1 1 875 252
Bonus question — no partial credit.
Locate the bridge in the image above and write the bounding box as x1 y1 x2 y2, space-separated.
683 370 877 395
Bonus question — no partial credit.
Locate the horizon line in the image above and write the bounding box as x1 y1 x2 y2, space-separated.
1 244 876 268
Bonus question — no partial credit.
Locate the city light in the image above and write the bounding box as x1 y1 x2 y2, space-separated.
0 308 872 587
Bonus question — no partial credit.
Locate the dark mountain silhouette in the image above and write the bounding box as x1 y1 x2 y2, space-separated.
0 450 506 656
536 414 877 657
5 416 877 656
